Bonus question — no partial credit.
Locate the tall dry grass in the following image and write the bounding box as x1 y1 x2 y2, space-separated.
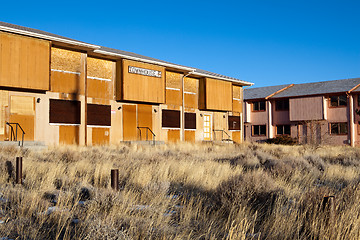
0 142 359 239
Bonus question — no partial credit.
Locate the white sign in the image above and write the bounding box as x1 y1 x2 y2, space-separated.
128 66 162 78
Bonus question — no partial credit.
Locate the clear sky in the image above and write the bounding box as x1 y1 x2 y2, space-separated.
1 0 359 87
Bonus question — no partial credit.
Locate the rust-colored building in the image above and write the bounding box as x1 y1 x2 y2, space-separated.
0 22 253 146
244 78 360 146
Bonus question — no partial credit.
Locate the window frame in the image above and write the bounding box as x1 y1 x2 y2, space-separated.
329 122 348 135
276 124 291 136
185 112 196 130
252 125 266 136
49 99 81 125
329 95 347 108
252 101 266 112
228 116 241 131
275 99 289 111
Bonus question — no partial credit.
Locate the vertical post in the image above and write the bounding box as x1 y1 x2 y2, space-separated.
16 157 22 184
322 196 335 226
111 169 119 191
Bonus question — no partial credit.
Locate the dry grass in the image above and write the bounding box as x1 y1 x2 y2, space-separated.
0 142 360 239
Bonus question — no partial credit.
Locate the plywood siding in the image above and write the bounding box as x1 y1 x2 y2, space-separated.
232 85 242 112
59 125 79 145
289 97 323 121
185 131 195 142
92 127 110 145
122 104 137 140
0 32 50 91
232 131 241 143
87 57 113 100
166 71 182 89
166 89 182 106
184 77 198 109
51 47 83 94
204 78 232 111
137 104 153 140
119 59 165 103
168 129 180 142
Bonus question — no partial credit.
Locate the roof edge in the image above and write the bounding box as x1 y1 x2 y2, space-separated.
194 72 253 86
265 84 294 99
0 25 100 49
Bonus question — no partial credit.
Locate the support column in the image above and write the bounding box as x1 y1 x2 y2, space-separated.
80 53 88 146
349 94 355 147
267 101 273 139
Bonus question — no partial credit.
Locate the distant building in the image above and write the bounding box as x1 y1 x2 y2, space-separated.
0 22 253 145
244 78 360 146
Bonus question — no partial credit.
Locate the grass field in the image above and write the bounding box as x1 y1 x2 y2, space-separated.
0 142 360 239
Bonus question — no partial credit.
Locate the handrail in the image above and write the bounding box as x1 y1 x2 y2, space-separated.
137 127 156 145
6 122 25 147
213 129 232 142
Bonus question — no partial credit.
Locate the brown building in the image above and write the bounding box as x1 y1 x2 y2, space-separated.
244 78 360 146
0 22 253 146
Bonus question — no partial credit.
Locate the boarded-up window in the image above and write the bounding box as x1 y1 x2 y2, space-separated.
162 110 180 128
87 104 111 126
50 99 80 124
228 116 241 130
185 112 196 130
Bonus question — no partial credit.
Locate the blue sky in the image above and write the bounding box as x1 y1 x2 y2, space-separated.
2 0 359 87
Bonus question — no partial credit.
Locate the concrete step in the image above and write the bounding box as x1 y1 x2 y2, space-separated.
0 141 48 151
122 140 165 145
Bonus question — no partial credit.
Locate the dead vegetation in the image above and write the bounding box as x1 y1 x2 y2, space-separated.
0 142 360 239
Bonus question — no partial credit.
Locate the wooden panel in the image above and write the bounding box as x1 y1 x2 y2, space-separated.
205 78 232 111
49 99 81 124
290 96 323 121
87 104 111 126
184 77 198 93
120 59 165 103
185 130 195 142
166 71 182 89
137 104 152 128
9 114 34 141
168 130 180 142
233 85 241 99
232 131 241 143
0 91 9 135
51 71 82 95
59 125 79 145
10 96 35 115
87 57 113 100
233 100 242 112
122 104 137 140
87 78 113 100
92 127 110 145
0 32 50 91
185 93 197 109
162 110 180 128
166 89 182 106
51 47 82 72
199 78 206 109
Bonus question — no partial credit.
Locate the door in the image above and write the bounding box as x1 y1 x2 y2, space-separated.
203 114 212 141
9 95 35 141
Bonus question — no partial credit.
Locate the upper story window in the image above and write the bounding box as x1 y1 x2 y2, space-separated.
252 101 266 111
357 95 360 107
276 125 291 135
330 122 348 135
275 99 289 111
329 95 347 107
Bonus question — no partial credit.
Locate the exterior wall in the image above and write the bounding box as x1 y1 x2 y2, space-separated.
0 31 248 146
290 96 323 121
244 100 268 142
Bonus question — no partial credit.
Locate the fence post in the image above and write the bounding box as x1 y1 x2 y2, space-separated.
322 195 335 226
111 169 119 191
16 157 23 184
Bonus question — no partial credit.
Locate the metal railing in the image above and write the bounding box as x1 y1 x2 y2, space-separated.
213 129 233 143
137 127 156 145
6 122 25 147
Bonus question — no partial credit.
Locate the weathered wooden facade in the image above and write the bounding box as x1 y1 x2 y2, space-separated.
0 22 252 145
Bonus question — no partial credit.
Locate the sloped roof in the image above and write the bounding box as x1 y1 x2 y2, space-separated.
0 21 253 86
244 84 291 100
272 78 360 98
